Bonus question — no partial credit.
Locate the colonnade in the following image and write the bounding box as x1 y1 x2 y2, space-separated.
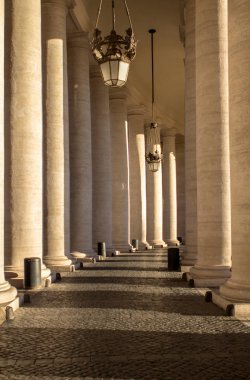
183 0 250 308
4 0 250 314
0 0 181 303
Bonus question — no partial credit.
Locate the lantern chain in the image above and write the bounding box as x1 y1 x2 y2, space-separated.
124 0 134 31
95 0 103 29
112 0 116 31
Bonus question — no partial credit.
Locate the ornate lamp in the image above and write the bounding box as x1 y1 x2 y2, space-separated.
91 0 137 87
145 29 163 172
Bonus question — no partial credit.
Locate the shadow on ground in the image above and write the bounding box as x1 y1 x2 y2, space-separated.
0 328 250 379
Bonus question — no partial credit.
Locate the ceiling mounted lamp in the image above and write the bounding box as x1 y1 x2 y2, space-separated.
145 29 163 173
91 0 137 87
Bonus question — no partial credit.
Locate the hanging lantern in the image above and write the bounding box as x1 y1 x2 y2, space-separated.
145 29 163 172
145 122 162 172
91 0 137 87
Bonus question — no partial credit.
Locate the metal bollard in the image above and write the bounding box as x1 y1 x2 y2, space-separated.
177 236 183 245
168 248 180 271
6 306 14 321
97 242 106 258
24 257 41 289
131 239 139 251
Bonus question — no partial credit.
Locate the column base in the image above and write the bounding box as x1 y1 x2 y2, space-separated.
165 239 180 247
0 281 17 306
187 265 231 288
139 241 152 250
43 256 72 267
205 289 250 318
220 279 250 303
43 256 76 273
151 240 167 248
70 251 96 263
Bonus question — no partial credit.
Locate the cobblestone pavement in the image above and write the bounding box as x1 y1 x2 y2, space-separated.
1 251 250 379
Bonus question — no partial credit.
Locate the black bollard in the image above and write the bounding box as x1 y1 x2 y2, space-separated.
24 257 41 289
177 236 183 245
97 242 106 258
168 248 180 271
131 239 139 251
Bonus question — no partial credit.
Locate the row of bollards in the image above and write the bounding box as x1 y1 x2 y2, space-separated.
23 242 181 290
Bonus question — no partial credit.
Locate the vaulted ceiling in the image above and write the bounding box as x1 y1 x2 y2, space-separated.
68 0 185 135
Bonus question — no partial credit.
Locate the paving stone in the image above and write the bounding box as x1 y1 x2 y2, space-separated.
0 250 250 379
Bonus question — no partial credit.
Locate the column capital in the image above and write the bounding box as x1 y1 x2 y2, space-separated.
161 127 177 138
41 0 76 11
67 31 89 49
109 87 127 100
127 105 145 116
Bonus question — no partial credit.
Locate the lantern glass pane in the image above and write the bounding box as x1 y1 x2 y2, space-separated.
110 60 119 81
149 161 160 172
100 61 111 83
118 61 130 82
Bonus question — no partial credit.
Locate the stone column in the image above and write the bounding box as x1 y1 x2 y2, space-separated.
4 0 50 286
181 0 197 266
162 128 179 246
109 88 131 252
176 135 185 241
0 0 17 301
219 0 250 302
189 0 231 286
42 0 73 267
146 151 166 247
67 32 94 255
128 105 149 249
90 65 112 252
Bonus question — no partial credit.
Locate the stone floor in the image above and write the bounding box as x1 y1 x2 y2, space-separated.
0 251 250 379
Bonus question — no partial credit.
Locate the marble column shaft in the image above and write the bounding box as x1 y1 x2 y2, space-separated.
162 129 179 246
190 0 231 286
128 106 149 248
68 33 93 254
42 0 72 257
146 155 166 247
176 137 185 240
42 0 72 266
90 65 112 251
5 0 50 286
0 0 17 301
182 0 197 266
109 88 131 251
220 0 250 302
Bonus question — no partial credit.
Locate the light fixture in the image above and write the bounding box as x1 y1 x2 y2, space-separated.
145 29 163 172
91 0 137 87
